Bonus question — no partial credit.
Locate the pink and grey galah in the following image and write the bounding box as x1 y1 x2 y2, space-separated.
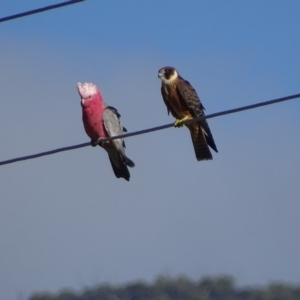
77 82 135 181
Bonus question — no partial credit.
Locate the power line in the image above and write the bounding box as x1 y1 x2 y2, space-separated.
0 0 85 23
104 93 300 142
0 93 299 167
0 142 90 166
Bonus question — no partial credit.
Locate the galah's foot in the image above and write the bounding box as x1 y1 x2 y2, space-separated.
91 139 98 147
174 116 190 128
91 137 106 147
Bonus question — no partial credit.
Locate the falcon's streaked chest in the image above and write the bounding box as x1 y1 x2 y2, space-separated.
161 83 191 119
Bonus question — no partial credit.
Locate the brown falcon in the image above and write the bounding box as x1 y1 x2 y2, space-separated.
158 66 218 161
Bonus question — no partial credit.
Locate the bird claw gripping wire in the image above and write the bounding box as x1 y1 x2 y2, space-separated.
91 137 106 147
174 116 190 128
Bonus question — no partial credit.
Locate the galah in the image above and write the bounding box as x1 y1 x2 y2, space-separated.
77 82 135 181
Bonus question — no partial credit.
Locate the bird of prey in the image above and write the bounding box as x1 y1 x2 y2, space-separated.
158 66 218 161
77 82 135 181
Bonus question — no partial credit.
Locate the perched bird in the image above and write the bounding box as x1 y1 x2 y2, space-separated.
77 82 135 181
158 66 218 161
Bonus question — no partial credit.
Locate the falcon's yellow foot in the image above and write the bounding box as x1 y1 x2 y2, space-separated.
174 116 190 128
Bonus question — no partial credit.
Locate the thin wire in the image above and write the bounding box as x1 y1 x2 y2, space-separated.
0 0 85 23
0 93 299 167
101 93 300 141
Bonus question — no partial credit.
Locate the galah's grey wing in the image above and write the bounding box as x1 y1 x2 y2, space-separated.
103 106 134 167
102 107 135 181
103 106 125 152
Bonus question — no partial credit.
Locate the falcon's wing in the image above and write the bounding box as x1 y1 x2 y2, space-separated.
177 79 218 153
177 79 205 117
103 106 126 149
161 86 170 115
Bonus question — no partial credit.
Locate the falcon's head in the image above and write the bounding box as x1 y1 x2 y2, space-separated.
158 66 179 84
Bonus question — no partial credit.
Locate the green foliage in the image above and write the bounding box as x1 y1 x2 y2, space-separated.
28 276 300 300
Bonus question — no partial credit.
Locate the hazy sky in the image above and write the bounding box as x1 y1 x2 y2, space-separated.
1 1 300 299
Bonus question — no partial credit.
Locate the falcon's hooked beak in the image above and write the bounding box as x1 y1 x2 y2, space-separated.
158 70 165 78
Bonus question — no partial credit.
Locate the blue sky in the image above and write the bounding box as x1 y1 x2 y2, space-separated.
0 1 300 299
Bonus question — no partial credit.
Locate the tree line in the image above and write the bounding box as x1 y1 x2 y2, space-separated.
29 275 300 300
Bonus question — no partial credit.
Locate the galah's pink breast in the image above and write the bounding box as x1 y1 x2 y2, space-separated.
82 100 107 139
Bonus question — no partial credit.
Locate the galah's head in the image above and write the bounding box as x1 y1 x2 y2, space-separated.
77 82 100 105
158 66 179 84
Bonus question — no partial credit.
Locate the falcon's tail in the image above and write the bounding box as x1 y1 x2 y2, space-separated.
189 124 213 161
108 152 135 181
198 120 218 153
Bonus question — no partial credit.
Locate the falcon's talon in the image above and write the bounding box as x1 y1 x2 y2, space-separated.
174 116 190 128
174 119 183 128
